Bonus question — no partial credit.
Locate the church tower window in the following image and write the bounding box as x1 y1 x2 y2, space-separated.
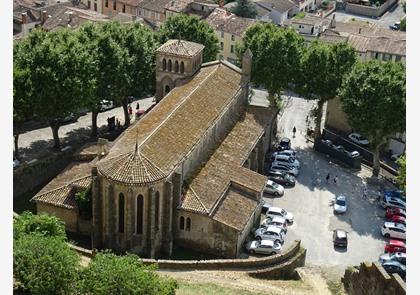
155 191 160 231
180 61 184 73
162 58 167 71
118 193 125 233
175 60 179 73
136 194 143 234
186 217 191 231
168 59 172 72
180 216 184 230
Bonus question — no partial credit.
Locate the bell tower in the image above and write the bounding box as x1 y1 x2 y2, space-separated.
155 39 205 102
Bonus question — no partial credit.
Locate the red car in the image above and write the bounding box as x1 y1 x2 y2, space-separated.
385 208 406 219
390 215 406 225
384 239 406 253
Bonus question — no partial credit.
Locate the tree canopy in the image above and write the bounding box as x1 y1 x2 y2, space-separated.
339 61 405 176
13 211 66 240
396 155 406 191
231 0 258 19
76 251 178 295
159 14 219 62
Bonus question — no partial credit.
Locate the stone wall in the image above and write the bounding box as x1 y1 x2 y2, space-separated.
345 0 397 18
343 262 406 295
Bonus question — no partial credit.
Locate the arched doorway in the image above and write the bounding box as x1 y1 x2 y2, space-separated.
164 85 171 95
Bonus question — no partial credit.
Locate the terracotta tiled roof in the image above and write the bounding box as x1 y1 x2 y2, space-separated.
137 0 173 13
180 107 274 230
156 39 205 57
102 62 243 184
164 0 193 12
206 8 257 37
367 37 405 56
257 0 296 13
347 34 370 52
98 144 166 186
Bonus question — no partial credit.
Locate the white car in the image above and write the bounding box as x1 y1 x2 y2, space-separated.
381 222 406 240
270 163 299 177
255 226 285 244
264 180 284 196
272 154 300 169
334 195 348 214
261 216 287 232
99 100 114 112
266 207 294 223
246 239 282 255
381 196 406 210
348 133 369 146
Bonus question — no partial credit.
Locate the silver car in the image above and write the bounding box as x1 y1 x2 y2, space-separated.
381 196 406 210
334 195 347 214
264 180 284 196
272 154 300 169
261 216 287 232
255 226 285 244
271 149 297 159
270 163 299 177
246 239 281 255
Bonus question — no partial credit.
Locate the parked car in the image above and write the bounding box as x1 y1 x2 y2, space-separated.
271 149 297 160
384 190 405 201
333 145 346 153
379 252 406 266
246 239 282 255
381 261 406 280
347 151 360 158
99 100 114 112
334 195 348 214
269 163 299 177
385 208 406 219
266 207 294 223
264 180 284 196
381 222 406 240
381 196 406 210
384 239 406 253
272 154 300 169
277 137 291 151
62 113 77 123
389 215 406 225
261 200 272 214
333 229 348 248
321 139 333 146
389 21 401 31
348 133 369 146
255 226 285 244
268 171 296 187
261 216 288 232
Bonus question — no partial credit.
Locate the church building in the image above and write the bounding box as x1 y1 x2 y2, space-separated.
32 39 277 258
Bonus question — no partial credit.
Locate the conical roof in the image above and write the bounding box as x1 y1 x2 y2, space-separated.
97 144 166 186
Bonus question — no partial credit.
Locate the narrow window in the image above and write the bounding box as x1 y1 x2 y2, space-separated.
162 58 167 70
105 0 108 8
118 193 125 233
136 195 143 234
168 59 172 71
87 0 91 8
180 61 184 73
113 0 116 10
180 216 185 230
175 60 179 73
94 2 97 11
165 85 170 95
220 42 224 50
155 191 160 231
122 4 126 13
186 217 191 231
230 45 234 54
231 34 235 42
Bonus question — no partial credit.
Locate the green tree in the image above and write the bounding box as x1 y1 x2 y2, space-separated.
396 154 406 191
297 41 357 137
231 0 258 19
14 28 88 149
13 66 33 159
339 61 405 176
238 23 304 103
76 251 178 294
400 17 406 31
159 14 219 62
14 234 79 295
13 211 66 240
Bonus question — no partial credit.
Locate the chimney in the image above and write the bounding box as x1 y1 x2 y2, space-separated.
41 10 47 24
331 13 336 28
21 12 28 24
21 12 29 36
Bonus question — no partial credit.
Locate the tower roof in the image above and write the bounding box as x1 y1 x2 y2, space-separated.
156 39 204 58
97 144 166 186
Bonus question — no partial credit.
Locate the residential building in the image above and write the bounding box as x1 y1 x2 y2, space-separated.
206 8 257 64
102 0 139 17
164 0 218 20
136 0 172 28
254 0 297 25
32 39 277 259
81 0 103 13
284 13 331 37
290 0 316 12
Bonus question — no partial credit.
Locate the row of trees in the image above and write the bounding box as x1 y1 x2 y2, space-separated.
13 14 220 157
14 211 178 294
239 23 405 176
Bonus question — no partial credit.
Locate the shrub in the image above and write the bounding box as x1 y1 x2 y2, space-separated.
13 211 66 240
75 185 92 219
14 234 79 295
76 251 178 295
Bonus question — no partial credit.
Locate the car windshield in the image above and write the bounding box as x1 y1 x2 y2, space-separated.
336 200 346 206
272 182 279 188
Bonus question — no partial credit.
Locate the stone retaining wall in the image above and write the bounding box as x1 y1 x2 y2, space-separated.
343 261 405 295
345 0 397 18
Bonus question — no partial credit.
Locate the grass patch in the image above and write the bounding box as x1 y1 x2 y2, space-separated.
326 279 345 295
177 282 268 295
295 12 306 19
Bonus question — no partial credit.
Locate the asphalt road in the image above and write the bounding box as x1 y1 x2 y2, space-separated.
16 97 155 161
329 2 405 28
262 95 395 274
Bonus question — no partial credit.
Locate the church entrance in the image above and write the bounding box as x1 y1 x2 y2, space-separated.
164 85 171 95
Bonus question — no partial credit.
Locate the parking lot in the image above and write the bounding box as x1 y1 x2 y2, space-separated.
260 96 395 273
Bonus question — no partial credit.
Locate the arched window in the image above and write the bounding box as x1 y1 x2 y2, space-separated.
136 194 143 234
118 193 125 233
168 59 172 71
186 217 191 231
155 191 160 231
175 60 179 73
162 58 167 71
180 61 185 73
165 85 170 95
180 216 185 230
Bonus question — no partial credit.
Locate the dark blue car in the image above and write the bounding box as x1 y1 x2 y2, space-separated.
384 190 405 201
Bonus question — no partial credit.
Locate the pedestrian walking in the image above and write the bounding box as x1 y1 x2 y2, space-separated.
333 175 338 184
128 105 133 117
363 187 368 199
293 126 296 138
326 173 330 184
136 102 140 110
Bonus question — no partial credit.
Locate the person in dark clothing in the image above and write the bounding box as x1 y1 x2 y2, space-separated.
293 126 296 138
136 102 140 110
326 173 330 184
333 175 338 184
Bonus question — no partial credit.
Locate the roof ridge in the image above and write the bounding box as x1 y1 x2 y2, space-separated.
32 175 91 199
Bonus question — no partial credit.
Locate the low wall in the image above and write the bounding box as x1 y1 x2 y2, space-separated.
343 262 405 295
345 0 397 18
